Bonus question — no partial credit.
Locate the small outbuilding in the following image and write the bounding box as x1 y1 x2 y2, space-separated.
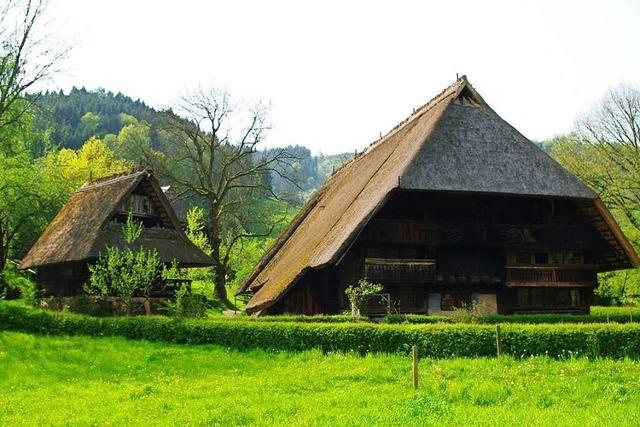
20 168 214 296
236 76 639 316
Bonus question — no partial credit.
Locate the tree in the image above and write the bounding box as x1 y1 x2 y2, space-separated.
552 83 640 305
85 212 164 315
42 136 131 196
79 111 100 136
0 0 68 137
145 88 298 300
0 107 61 286
554 83 640 237
113 117 151 164
0 0 69 288
344 279 383 319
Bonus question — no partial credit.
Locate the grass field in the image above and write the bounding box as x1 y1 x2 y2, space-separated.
1 332 639 426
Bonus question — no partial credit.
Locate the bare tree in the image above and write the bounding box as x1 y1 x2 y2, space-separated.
148 88 298 300
0 0 68 143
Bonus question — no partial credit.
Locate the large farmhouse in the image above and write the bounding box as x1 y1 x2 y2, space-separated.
20 168 214 296
237 76 639 316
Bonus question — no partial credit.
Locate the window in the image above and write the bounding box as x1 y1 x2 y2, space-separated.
508 251 584 266
440 291 472 311
514 251 531 264
534 252 549 264
510 288 587 311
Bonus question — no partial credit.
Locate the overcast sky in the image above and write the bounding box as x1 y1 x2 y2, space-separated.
47 0 640 154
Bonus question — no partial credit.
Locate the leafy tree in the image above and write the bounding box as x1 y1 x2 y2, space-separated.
552 83 640 305
554 83 640 236
114 117 151 164
42 136 131 196
344 279 383 319
79 111 100 137
85 213 164 315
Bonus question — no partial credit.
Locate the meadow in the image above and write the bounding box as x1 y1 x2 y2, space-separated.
1 331 639 426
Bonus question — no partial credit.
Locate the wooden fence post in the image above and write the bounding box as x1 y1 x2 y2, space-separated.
412 345 418 390
495 324 501 358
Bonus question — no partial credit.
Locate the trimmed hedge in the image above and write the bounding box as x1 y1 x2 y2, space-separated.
2 303 640 359
383 311 640 325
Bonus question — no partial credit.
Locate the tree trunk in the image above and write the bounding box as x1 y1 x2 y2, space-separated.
214 262 227 300
208 205 228 300
0 223 7 288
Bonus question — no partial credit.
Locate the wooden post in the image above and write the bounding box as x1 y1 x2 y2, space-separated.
495 324 501 358
412 345 418 390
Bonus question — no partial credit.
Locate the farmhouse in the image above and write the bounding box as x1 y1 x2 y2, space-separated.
237 76 639 316
19 168 214 296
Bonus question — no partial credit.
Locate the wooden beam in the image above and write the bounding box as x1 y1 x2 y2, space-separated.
593 197 640 267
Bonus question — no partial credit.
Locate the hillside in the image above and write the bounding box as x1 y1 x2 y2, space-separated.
31 87 350 203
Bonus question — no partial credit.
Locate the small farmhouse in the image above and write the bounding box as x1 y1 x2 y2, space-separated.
236 76 639 316
19 168 214 296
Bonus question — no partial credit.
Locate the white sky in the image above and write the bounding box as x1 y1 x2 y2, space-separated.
46 0 640 154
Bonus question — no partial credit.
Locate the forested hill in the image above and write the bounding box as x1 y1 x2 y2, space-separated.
31 87 350 203
32 87 161 150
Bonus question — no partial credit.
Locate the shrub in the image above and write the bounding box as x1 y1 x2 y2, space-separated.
450 302 481 324
1 265 36 304
85 212 164 315
2 302 640 359
160 286 208 318
345 279 383 318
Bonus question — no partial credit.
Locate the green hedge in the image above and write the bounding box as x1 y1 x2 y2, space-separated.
2 303 640 359
383 310 640 325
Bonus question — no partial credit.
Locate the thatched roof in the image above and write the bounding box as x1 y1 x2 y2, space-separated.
238 76 639 314
20 168 214 269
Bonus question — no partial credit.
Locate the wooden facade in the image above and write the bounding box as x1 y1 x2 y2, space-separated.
268 191 613 315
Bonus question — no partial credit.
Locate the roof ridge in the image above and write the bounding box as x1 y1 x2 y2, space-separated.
326 76 467 180
78 167 150 192
361 76 467 154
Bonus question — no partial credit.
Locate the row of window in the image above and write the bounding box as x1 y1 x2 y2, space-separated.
510 287 587 310
507 250 584 265
436 288 587 312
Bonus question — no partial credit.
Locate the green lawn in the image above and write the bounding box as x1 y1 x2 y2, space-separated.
0 332 639 426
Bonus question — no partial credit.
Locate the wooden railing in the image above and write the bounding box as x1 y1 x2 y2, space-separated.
505 265 598 287
364 258 436 283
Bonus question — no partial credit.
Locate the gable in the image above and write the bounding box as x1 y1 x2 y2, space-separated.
20 169 209 269
400 102 596 198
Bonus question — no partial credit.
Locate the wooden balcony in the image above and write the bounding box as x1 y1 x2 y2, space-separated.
364 258 436 283
505 265 598 288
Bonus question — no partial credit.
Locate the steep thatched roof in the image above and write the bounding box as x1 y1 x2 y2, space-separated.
238 76 639 314
20 168 213 269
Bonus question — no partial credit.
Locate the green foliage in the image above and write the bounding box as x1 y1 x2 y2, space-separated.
160 285 209 318
2 331 639 426
33 87 161 150
80 111 101 136
85 213 164 315
3 303 640 359
0 104 64 279
345 278 383 318
383 307 640 325
113 118 152 163
0 264 36 304
450 302 481 324
41 136 131 197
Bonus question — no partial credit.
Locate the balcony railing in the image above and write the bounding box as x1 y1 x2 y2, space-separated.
364 258 436 283
505 265 598 287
